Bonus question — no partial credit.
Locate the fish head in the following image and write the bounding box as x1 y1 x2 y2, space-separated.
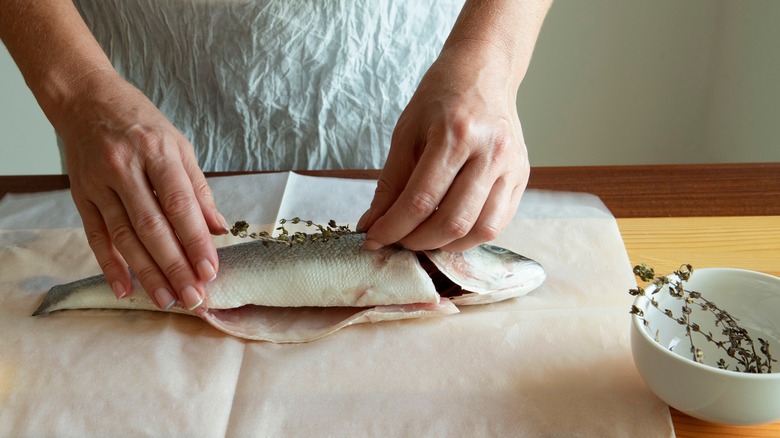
423 244 546 304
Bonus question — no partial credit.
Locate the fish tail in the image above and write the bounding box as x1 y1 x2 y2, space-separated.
31 274 107 316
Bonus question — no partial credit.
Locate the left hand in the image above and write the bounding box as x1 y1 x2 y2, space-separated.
357 46 530 252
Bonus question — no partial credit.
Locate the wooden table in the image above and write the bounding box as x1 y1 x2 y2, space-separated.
1 163 779 437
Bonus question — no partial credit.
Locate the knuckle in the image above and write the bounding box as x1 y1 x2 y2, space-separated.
133 212 168 240
193 180 214 204
127 125 165 149
109 222 138 249
134 264 161 286
85 229 110 251
511 180 527 200
127 126 181 166
491 129 513 157
490 120 522 160
440 118 475 161
180 232 211 255
372 177 403 204
159 189 195 218
103 148 132 173
448 137 470 160
450 115 474 144
442 215 472 239
406 190 438 218
472 223 501 243
374 178 393 196
161 257 193 281
98 257 125 276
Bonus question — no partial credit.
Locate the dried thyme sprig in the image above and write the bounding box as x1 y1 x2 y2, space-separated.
629 264 776 374
229 218 359 246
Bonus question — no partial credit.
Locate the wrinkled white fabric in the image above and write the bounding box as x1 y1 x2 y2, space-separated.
66 0 464 171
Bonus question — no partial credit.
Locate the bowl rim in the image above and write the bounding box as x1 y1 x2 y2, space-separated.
631 267 780 379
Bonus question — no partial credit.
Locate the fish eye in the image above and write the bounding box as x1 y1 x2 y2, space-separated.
483 245 509 254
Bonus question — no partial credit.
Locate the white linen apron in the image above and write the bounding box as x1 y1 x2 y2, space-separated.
67 0 464 172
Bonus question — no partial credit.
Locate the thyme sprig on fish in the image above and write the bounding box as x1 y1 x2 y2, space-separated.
230 218 359 246
629 264 775 374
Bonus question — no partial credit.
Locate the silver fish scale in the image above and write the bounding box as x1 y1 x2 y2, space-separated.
207 233 440 308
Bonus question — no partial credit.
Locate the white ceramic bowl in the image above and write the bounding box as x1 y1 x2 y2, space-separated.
631 268 780 425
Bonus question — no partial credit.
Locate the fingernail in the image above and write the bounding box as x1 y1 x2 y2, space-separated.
363 238 383 251
112 281 127 300
154 288 176 311
216 211 230 234
181 285 203 310
196 259 217 283
356 208 372 232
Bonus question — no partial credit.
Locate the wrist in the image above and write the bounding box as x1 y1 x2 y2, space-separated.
440 39 519 81
0 1 122 135
42 67 124 134
429 41 521 105
437 0 552 92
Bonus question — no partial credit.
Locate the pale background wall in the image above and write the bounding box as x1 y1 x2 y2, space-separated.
1 0 778 175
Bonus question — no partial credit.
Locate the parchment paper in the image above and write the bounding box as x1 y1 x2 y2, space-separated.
0 173 674 437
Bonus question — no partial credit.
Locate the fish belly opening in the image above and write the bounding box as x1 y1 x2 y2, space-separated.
415 253 465 299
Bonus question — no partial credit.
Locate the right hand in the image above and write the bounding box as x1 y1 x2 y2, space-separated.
55 70 228 310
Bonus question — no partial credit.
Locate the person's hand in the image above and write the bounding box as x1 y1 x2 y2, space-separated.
55 70 229 310
357 46 530 252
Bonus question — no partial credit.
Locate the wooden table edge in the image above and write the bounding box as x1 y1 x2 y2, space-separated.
2 163 779 218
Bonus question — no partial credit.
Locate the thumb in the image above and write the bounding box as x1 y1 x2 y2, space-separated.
357 167 406 233
357 131 419 232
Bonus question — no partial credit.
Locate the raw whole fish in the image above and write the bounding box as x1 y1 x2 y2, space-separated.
33 234 546 343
